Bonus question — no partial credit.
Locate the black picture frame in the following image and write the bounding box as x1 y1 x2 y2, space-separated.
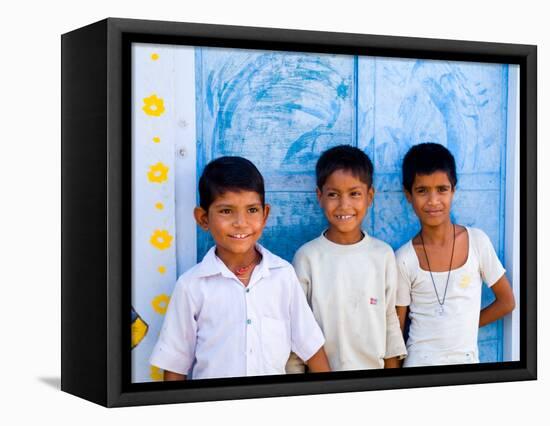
61 17 537 408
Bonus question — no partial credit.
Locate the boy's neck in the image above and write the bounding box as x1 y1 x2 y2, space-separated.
420 220 454 246
215 246 260 274
325 228 364 245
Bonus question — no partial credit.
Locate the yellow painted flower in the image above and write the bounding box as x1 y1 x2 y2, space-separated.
142 94 165 117
147 162 169 183
152 294 171 315
151 53 159 61
157 265 167 274
152 136 161 143
155 202 164 210
150 229 173 250
150 365 163 381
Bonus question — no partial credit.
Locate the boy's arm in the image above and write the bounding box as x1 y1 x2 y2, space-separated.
475 229 515 328
396 306 409 333
305 347 331 373
288 255 327 373
287 250 313 373
164 370 187 381
383 356 401 368
383 254 407 363
479 274 515 327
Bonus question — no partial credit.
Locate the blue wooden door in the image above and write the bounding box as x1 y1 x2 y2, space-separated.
195 48 511 362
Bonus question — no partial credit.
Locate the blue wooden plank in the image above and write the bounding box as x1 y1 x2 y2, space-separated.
372 58 506 174
479 339 501 363
198 48 356 191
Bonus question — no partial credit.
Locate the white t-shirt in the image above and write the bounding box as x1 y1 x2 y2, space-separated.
149 244 325 379
396 227 506 367
287 231 406 372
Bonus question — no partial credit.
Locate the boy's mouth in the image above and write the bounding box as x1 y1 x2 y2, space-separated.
229 233 250 239
425 210 443 216
334 214 355 220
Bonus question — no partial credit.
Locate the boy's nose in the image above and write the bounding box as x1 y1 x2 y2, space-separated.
339 195 351 208
427 192 439 204
233 212 246 226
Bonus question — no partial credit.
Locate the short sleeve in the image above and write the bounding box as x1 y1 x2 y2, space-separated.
395 246 413 306
149 279 198 375
292 247 312 304
473 228 506 287
288 269 325 363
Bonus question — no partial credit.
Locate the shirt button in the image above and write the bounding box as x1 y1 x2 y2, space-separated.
246 288 250 293
247 319 252 325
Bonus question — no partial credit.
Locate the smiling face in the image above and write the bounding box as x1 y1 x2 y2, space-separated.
405 171 455 228
317 169 374 244
194 190 270 265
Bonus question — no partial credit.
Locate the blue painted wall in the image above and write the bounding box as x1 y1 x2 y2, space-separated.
194 48 509 362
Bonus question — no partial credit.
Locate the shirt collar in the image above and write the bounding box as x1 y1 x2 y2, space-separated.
193 243 287 282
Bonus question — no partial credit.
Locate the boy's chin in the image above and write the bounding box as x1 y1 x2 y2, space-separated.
421 216 451 227
221 241 259 254
327 224 363 236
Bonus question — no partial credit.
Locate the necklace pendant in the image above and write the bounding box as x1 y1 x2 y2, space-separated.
436 305 445 316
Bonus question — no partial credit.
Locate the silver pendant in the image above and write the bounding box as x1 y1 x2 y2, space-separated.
436 306 445 316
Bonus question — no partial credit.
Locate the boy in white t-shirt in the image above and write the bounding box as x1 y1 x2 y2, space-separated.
150 156 330 380
286 145 406 373
396 143 516 367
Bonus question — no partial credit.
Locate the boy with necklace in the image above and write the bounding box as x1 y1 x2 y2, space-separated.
396 143 515 367
287 145 406 372
150 156 330 380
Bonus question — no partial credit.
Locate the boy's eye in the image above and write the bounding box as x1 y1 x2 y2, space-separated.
248 207 259 213
220 209 232 214
438 186 450 193
350 191 362 197
327 192 338 198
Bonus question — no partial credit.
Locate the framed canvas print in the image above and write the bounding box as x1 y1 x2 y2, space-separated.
61 18 537 407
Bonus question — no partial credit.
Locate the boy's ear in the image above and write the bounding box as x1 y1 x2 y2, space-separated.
194 206 209 230
367 186 375 207
262 203 271 224
316 187 322 202
403 187 412 203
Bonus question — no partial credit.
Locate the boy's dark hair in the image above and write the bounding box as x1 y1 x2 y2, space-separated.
198 156 265 211
402 142 457 193
316 145 374 190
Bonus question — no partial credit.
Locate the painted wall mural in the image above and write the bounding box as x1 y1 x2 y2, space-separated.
131 44 180 383
132 44 515 382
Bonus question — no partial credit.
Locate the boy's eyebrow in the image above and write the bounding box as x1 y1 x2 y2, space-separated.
413 183 451 189
212 202 262 208
323 186 364 191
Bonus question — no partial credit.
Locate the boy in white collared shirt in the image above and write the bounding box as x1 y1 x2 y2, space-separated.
150 156 330 380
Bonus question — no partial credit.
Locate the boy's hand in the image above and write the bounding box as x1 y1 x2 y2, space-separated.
164 370 187 381
383 356 401 368
479 274 515 327
396 306 409 333
305 347 331 373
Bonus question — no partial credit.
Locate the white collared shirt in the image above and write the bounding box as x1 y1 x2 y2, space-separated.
150 244 325 379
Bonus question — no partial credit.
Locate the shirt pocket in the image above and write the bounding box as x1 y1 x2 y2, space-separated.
261 316 290 374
